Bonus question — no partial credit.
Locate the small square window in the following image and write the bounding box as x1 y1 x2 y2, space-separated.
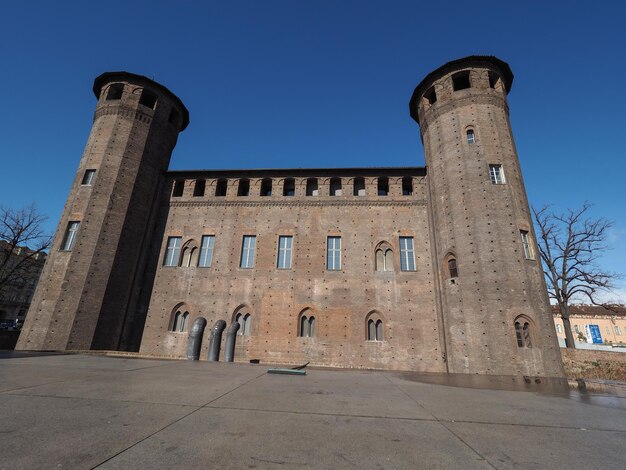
81 169 96 186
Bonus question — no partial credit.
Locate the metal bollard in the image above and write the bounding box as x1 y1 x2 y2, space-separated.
207 320 227 362
224 322 241 362
186 317 207 361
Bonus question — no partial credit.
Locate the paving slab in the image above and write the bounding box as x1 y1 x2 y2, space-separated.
97 407 489 470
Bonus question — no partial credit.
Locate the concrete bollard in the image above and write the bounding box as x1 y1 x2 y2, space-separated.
207 320 227 362
186 317 207 361
224 322 241 362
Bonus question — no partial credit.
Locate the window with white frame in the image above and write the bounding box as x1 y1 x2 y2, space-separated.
81 169 96 186
277 236 293 269
198 235 215 267
489 164 505 184
163 236 182 266
240 236 256 268
327 236 341 271
61 221 80 251
466 129 476 144
520 230 534 259
399 237 416 271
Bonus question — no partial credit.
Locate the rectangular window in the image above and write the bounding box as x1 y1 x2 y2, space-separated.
327 236 341 271
520 230 534 259
198 235 215 267
163 236 182 266
81 169 96 186
399 236 416 271
61 221 80 251
240 235 256 268
556 324 562 334
489 164 505 184
277 236 293 269
615 325 622 336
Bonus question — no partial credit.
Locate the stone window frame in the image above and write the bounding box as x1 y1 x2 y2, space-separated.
298 308 316 338
365 310 385 342
514 315 535 348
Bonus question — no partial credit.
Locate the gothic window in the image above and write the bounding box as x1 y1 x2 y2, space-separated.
180 240 199 267
61 221 80 251
163 237 182 266
235 312 252 336
171 310 189 332
515 317 533 348
375 242 394 272
299 311 315 338
367 319 384 341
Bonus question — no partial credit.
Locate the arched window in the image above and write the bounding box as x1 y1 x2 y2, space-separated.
466 129 476 144
329 178 342 196
235 311 252 336
353 177 365 196
298 310 315 338
180 312 189 332
172 311 181 331
170 305 190 332
180 240 199 267
366 311 384 341
445 254 458 279
375 242 394 272
515 318 533 348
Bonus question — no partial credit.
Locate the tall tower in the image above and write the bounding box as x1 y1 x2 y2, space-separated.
410 56 564 378
17 72 188 351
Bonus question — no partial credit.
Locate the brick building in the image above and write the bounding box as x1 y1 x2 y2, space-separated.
16 56 566 380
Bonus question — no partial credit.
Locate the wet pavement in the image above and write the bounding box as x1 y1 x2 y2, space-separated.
1 353 625 469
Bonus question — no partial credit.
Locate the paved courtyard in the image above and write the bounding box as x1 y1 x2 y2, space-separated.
0 353 625 469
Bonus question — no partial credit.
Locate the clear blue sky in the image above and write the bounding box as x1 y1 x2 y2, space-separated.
1 1 625 300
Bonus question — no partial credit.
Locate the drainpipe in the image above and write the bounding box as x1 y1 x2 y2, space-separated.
207 320 227 362
224 322 241 362
186 317 207 361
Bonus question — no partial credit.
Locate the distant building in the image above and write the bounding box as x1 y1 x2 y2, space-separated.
17 56 566 380
0 241 46 329
553 305 626 345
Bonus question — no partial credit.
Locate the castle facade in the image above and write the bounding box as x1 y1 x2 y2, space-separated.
17 56 565 379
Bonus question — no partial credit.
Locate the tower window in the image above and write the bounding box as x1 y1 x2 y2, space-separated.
402 177 413 196
520 230 534 259
327 236 341 271
283 178 295 196
306 178 319 196
172 180 184 197
193 179 206 197
299 313 315 338
237 179 250 196
61 221 80 251
447 256 458 279
163 237 182 266
198 235 215 268
106 83 124 101
399 237 416 271
353 177 365 196
488 71 502 90
260 178 272 196
240 235 256 269
466 129 476 144
139 89 157 109
81 169 96 186
215 178 227 197
489 164 505 184
452 72 471 91
277 236 293 269
330 177 342 196
377 177 389 196
515 320 533 348
423 87 437 106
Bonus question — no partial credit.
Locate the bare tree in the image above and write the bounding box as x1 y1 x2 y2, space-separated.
533 202 621 348
0 205 51 296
